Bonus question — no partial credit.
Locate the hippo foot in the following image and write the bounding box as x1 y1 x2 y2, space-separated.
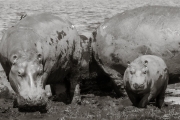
49 95 59 101
71 95 81 105
138 100 148 108
49 94 71 104
156 99 165 109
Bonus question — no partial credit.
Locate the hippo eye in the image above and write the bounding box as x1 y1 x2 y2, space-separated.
143 71 147 74
18 69 25 77
142 67 148 74
130 69 135 74
38 67 43 75
37 53 42 63
12 55 18 65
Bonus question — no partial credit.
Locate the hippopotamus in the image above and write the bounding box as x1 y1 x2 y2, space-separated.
123 55 168 108
90 6 180 96
0 13 82 110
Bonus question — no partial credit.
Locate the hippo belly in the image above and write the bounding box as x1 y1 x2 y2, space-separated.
0 13 82 110
90 6 180 97
123 55 169 108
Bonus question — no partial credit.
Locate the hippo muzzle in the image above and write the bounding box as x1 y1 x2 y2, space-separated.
127 65 149 92
9 55 48 109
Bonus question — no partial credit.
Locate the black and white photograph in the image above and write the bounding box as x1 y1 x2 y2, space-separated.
1 0 180 119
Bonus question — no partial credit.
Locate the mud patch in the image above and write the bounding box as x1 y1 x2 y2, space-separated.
56 31 67 40
1 93 180 120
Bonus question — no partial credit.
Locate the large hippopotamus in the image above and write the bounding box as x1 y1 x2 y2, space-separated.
0 13 82 109
123 55 168 108
90 6 180 96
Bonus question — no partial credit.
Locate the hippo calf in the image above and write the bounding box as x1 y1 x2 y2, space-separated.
123 55 169 108
0 13 82 110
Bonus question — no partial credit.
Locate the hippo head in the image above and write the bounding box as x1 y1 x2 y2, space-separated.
9 52 48 109
126 60 149 92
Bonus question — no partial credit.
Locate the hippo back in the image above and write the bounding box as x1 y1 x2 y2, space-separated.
92 6 180 84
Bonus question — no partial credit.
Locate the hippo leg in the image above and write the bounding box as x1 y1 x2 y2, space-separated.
111 78 125 96
156 84 167 108
104 68 125 96
50 84 56 96
138 94 150 108
89 56 124 97
49 83 68 103
126 90 139 107
65 78 71 104
71 84 81 104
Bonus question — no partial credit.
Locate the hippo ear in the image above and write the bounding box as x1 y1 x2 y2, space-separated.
144 60 148 67
164 68 168 73
127 61 131 67
12 54 18 65
37 53 42 63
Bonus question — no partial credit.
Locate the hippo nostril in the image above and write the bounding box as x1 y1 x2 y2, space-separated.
18 69 25 77
28 97 31 101
140 84 143 87
18 71 20 75
139 84 144 89
133 83 138 89
133 83 144 90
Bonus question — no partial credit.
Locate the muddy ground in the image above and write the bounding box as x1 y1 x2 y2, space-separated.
0 69 180 120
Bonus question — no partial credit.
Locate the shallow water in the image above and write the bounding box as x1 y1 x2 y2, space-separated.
1 0 180 39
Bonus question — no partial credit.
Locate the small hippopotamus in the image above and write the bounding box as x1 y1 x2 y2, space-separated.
0 13 82 110
123 55 169 108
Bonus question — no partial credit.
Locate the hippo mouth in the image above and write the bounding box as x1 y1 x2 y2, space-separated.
133 89 145 94
14 96 48 113
18 105 47 113
132 87 149 94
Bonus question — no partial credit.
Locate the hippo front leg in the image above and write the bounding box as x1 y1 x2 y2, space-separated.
138 93 150 108
71 84 81 104
126 90 139 107
156 93 165 109
111 79 125 97
108 70 125 97
156 83 167 108
138 91 156 108
49 83 69 103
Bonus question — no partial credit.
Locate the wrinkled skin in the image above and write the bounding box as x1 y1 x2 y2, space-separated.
0 13 82 109
90 6 180 97
123 55 169 108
